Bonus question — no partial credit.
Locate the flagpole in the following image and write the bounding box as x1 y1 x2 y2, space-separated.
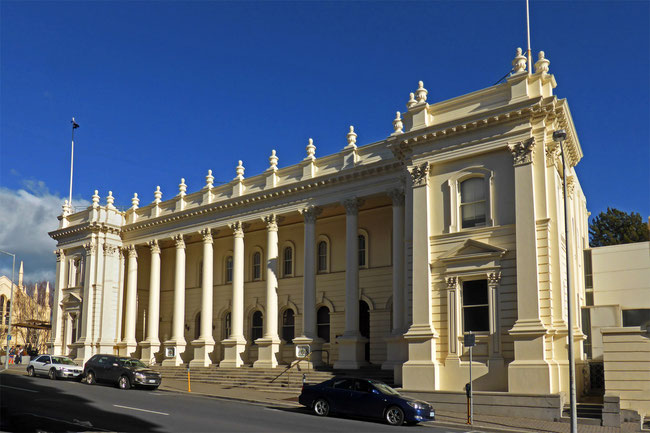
69 118 79 207
526 0 532 73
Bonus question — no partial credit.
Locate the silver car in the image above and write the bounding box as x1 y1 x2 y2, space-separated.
27 355 83 380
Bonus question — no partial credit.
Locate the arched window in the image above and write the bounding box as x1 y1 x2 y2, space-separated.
225 256 233 283
251 311 263 344
283 246 293 277
252 252 262 281
223 312 232 339
460 177 487 229
358 234 367 267
73 257 83 286
317 306 330 343
194 312 201 340
317 241 328 272
281 309 295 344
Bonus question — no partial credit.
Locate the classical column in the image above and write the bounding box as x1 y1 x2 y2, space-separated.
293 205 323 366
119 244 138 357
402 161 439 391
254 215 281 368
334 198 367 369
220 222 247 367
48 249 66 355
163 235 187 366
191 229 216 367
99 243 120 354
488 272 502 359
383 189 408 373
115 248 126 345
445 277 460 359
76 239 97 363
507 137 551 393
141 240 161 364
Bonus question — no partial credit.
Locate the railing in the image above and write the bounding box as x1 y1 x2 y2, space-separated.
269 349 331 386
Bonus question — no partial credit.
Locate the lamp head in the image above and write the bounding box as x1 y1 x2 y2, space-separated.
553 129 567 142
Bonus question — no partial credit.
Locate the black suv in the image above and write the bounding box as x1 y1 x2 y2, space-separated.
83 355 161 390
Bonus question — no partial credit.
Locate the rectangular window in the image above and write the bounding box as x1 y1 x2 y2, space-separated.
462 279 489 332
581 307 592 359
460 178 487 229
583 249 594 306
622 309 650 328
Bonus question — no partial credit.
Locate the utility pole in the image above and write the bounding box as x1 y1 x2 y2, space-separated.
0 250 16 371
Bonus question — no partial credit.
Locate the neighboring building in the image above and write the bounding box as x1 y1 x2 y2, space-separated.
1 262 52 354
582 241 650 418
48 48 591 398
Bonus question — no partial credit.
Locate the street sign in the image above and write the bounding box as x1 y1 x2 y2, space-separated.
296 344 310 358
7 336 11 341
464 333 475 347
165 347 176 357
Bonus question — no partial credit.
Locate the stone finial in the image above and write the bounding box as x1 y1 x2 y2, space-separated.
154 186 162 204
305 138 316 160
62 200 71 215
345 125 357 149
106 191 115 208
415 81 428 103
393 111 403 134
268 149 278 171
92 190 100 206
512 47 527 73
131 193 139 209
406 92 417 109
534 51 550 75
235 160 245 180
178 178 187 196
205 170 214 189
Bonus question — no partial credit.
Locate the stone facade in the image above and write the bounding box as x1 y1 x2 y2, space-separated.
48 48 590 396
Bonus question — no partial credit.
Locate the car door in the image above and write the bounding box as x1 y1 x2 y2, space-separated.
328 379 355 414
351 380 388 419
107 357 123 382
94 356 111 381
33 355 49 375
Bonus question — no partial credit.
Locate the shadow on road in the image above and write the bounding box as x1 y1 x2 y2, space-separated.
270 405 428 428
0 372 163 432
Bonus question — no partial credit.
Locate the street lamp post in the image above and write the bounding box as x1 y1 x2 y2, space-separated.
0 250 16 371
553 129 578 433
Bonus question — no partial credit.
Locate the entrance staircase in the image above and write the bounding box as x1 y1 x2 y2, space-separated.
152 365 394 394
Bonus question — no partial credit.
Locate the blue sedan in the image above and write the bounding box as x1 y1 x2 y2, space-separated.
298 377 435 426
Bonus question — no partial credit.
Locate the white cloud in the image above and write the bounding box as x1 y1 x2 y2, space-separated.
0 180 90 284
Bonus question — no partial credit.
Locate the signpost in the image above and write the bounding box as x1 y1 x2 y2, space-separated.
464 332 476 425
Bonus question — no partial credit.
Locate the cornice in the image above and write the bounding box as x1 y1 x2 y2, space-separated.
49 221 122 240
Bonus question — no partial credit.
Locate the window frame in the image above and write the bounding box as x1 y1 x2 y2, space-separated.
223 311 232 340
358 229 369 269
281 242 295 278
447 167 494 233
251 310 263 344
317 306 331 343
459 177 488 229
225 255 234 284
281 308 295 344
461 278 490 333
250 247 263 282
317 235 330 274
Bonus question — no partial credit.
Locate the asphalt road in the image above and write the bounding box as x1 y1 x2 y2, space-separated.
1 372 481 433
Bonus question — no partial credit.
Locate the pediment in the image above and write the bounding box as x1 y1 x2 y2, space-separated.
440 239 507 264
61 293 82 306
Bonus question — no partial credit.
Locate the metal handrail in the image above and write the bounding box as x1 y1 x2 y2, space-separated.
310 349 330 366
270 357 307 383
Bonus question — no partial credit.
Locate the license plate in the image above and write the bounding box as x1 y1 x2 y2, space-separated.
148 379 156 383
429 411 435 417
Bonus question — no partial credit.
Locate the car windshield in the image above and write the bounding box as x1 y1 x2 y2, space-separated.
52 357 77 366
372 381 401 396
120 358 146 368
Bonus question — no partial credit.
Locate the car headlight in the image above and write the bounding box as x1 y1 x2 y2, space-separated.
135 372 145 379
406 401 424 410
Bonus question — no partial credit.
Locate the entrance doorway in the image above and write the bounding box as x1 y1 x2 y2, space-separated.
359 300 370 362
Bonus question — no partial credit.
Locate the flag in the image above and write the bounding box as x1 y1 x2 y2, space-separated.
72 118 79 129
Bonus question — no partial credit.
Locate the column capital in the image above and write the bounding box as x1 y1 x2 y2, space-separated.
408 161 430 187
83 241 97 256
148 239 161 254
300 205 322 223
173 234 185 249
126 244 138 258
446 276 457 290
54 249 65 262
545 141 560 167
508 137 536 166
264 214 279 232
388 188 405 206
488 271 501 287
229 221 247 238
342 197 364 215
103 243 119 257
200 228 214 244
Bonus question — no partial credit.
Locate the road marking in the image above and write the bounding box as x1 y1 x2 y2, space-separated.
0 384 38 393
113 404 169 416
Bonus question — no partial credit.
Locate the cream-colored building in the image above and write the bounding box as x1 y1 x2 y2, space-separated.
48 48 591 397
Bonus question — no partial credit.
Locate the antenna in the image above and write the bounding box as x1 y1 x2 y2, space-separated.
526 0 532 73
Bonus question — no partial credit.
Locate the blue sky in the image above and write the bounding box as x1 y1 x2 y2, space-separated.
1 1 649 282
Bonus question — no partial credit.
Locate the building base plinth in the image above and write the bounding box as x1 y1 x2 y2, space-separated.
189 338 215 368
140 340 161 365
162 340 186 366
292 336 324 368
402 325 439 391
47 340 64 356
73 341 95 364
507 360 553 394
253 337 281 368
333 334 368 369
382 334 408 385
117 340 139 358
219 337 246 368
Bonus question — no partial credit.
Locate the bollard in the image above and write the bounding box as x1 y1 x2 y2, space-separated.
187 366 191 392
465 383 472 425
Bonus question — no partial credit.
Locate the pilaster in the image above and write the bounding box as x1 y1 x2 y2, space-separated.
76 239 98 364
48 249 66 355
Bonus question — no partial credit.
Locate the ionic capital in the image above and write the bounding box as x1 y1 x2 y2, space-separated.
264 214 279 232
148 239 161 255
508 137 536 167
408 161 430 187
446 276 457 290
173 234 185 249
300 205 322 224
200 228 214 244
342 198 364 215
488 272 501 287
388 188 405 206
126 244 138 259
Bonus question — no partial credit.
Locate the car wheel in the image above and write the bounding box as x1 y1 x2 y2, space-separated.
48 368 57 380
118 375 131 390
313 398 330 417
385 406 405 426
27 367 35 377
86 371 95 385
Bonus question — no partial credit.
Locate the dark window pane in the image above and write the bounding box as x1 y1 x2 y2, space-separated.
283 247 293 276
460 177 485 203
463 306 489 332
358 235 366 267
251 311 263 344
194 312 201 340
282 310 295 343
583 250 593 289
226 257 233 283
253 252 261 280
461 202 486 228
333 379 355 390
622 309 650 328
224 312 232 339
463 280 488 305
317 306 330 342
318 241 327 271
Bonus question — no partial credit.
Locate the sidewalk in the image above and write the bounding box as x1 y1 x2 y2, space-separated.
1 365 644 432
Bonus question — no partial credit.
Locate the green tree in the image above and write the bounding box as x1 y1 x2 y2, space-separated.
589 207 649 247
